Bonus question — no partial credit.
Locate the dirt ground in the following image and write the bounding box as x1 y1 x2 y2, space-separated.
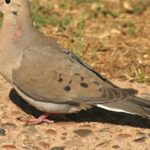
0 0 150 150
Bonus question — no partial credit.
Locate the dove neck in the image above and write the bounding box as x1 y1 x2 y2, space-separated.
0 14 18 43
0 1 35 82
1 0 35 37
17 1 34 33
0 3 35 44
0 14 21 81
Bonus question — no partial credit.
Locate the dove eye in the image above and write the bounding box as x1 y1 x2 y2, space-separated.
5 0 11 4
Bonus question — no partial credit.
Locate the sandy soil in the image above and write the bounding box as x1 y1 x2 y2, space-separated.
0 75 150 150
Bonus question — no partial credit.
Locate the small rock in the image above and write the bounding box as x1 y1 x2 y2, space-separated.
136 132 145 136
0 128 6 136
134 136 146 143
1 144 16 149
61 136 66 140
50 146 65 150
99 128 110 133
30 146 40 150
62 132 67 136
65 139 83 147
117 133 131 138
79 124 91 128
40 142 50 149
123 1 133 12
45 129 57 135
96 141 111 148
112 145 120 149
73 129 93 137
2 123 17 129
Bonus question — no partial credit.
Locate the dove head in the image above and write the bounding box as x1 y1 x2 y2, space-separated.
0 0 31 17
0 0 21 16
0 0 34 44
0 0 33 33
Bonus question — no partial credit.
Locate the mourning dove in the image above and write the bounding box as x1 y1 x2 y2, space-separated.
0 0 150 125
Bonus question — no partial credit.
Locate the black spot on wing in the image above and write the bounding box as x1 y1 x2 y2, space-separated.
74 73 80 76
80 82 89 88
81 76 84 81
58 77 63 82
64 86 71 92
58 73 63 83
68 80 72 84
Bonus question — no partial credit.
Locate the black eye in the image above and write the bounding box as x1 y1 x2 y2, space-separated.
5 0 11 4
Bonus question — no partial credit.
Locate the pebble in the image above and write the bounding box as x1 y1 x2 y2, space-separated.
0 128 6 136
73 129 93 137
50 146 65 150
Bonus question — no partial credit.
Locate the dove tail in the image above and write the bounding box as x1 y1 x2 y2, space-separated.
96 95 150 118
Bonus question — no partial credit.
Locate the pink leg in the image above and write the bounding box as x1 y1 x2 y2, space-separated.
25 113 54 125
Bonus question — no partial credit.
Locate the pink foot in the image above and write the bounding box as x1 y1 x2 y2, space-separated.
25 113 54 125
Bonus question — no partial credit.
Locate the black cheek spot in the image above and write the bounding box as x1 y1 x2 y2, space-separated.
80 82 89 88
64 86 71 92
12 11 18 16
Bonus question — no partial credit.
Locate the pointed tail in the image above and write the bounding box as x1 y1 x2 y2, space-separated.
96 94 150 118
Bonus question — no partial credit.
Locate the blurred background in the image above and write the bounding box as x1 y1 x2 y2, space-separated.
1 0 150 84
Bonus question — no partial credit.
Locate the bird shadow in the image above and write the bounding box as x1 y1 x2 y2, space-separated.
9 89 150 128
